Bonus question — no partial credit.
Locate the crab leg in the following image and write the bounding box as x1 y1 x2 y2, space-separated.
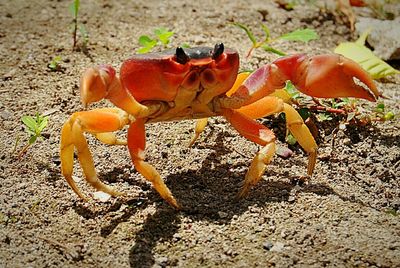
127 119 180 209
188 118 208 147
237 96 317 175
60 108 129 200
94 132 127 145
222 93 318 196
222 109 276 197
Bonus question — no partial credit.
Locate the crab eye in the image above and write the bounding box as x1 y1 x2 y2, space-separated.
175 47 190 64
212 43 224 60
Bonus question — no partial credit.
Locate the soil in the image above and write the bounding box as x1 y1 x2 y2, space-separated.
1 0 399 267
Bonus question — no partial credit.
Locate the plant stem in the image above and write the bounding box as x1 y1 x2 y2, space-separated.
72 18 77 50
18 143 31 159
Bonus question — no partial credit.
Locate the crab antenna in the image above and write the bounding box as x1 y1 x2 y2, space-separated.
175 47 190 64
212 43 224 59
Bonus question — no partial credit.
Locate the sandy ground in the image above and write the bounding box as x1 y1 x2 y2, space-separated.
1 0 399 267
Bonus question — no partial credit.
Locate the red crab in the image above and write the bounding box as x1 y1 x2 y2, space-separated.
60 43 379 209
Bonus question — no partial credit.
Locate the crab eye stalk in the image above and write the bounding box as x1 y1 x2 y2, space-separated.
212 43 224 60
175 47 190 64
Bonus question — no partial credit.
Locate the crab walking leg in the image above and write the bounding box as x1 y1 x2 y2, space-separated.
222 109 276 197
94 132 127 145
236 96 318 175
188 118 208 147
60 108 129 200
127 119 180 209
235 96 284 119
283 103 317 175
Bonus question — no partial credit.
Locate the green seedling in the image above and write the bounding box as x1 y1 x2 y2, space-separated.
232 22 319 58
48 56 62 72
375 103 395 121
138 27 174 54
17 113 48 158
69 0 80 50
69 0 89 51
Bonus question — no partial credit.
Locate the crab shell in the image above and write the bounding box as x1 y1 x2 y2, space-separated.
121 46 239 103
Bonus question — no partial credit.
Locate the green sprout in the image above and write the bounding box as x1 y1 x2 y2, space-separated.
316 112 333 122
17 113 48 158
232 22 319 58
69 0 89 51
69 0 80 50
138 27 174 54
375 103 395 121
48 56 62 72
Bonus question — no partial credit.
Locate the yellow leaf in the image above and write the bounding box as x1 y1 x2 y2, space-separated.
334 30 400 79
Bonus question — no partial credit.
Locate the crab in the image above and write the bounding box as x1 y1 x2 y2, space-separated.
60 43 380 209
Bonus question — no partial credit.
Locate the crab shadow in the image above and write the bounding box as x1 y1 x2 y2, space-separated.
68 122 394 267
123 131 344 267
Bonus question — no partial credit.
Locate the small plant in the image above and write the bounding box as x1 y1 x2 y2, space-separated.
48 56 63 72
17 113 48 158
69 0 89 51
137 27 174 54
232 22 319 58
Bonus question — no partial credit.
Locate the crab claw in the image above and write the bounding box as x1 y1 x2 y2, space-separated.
276 54 381 101
80 65 116 107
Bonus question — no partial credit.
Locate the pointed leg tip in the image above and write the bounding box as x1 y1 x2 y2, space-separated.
236 187 250 200
169 199 182 210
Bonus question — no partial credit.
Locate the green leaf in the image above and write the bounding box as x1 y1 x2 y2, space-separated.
68 0 80 18
261 44 286 56
22 116 36 131
298 108 310 120
283 80 300 99
37 117 48 132
29 135 37 145
278 28 319 42
334 30 400 79
232 22 257 46
286 132 297 145
138 35 156 47
375 103 385 113
154 27 174 45
137 46 153 54
347 112 356 122
316 113 333 122
260 24 270 41
79 24 89 44
138 35 157 53
384 112 395 120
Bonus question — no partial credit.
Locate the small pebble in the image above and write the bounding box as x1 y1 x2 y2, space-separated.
270 242 285 252
263 241 273 250
72 176 81 182
93 191 111 202
218 211 228 219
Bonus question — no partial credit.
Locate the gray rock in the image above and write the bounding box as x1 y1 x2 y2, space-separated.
356 17 400 60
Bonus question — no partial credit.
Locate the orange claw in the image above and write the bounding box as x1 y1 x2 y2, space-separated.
277 54 381 101
222 54 379 111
